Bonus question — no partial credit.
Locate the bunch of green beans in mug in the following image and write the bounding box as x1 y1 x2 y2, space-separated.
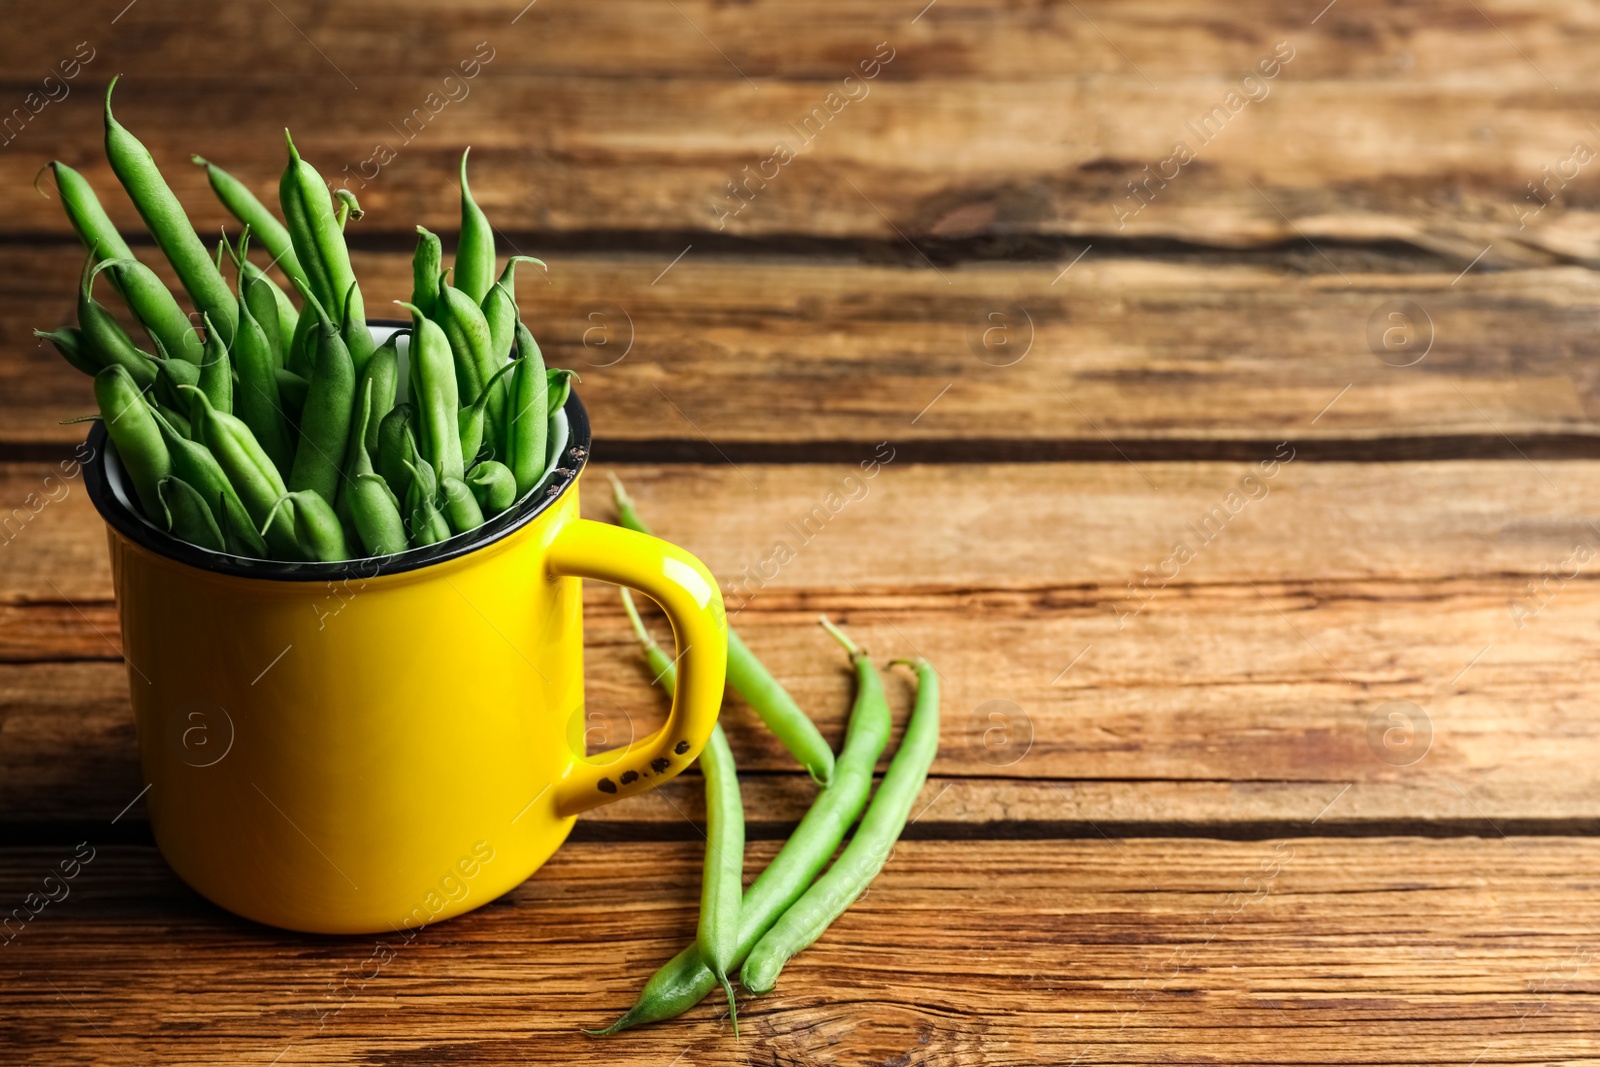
37 78 572 563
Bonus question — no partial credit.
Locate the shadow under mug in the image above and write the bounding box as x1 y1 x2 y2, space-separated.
83 381 728 934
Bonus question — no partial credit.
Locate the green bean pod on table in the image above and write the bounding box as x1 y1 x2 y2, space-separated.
740 656 941 995
592 614 896 1034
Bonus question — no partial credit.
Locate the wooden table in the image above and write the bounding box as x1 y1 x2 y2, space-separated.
5 1 1600 1063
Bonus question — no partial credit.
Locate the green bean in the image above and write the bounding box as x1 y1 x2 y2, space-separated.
275 367 308 423
358 334 399 454
103 78 236 345
481 258 547 363
339 280 377 375
157 476 225 550
35 327 98 377
196 312 233 416
192 155 307 290
77 254 157 389
610 475 836 785
229 230 285 368
465 459 516 515
454 148 495 304
546 367 577 419
458 359 516 466
153 355 199 415
410 226 443 319
241 260 298 365
741 655 940 995
337 379 408 556
435 279 496 412
503 322 547 497
288 297 356 508
279 131 374 357
403 456 451 546
183 385 286 527
440 474 485 534
478 271 543 442
591 615 888 1034
51 162 207 362
150 407 268 557
396 301 463 486
261 490 350 562
283 289 317 377
232 290 294 476
93 365 170 519
699 725 743 1032
99 257 202 364
376 403 417 506
155 403 193 440
49 161 135 265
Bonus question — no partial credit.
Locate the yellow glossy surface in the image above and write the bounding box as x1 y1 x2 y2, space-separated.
110 478 726 934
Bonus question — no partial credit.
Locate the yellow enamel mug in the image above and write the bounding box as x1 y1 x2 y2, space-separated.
83 385 726 934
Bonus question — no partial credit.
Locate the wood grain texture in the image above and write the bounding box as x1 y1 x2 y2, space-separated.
6 1 1600 260
6 459 1600 828
8 245 1600 449
1 840 1596 1065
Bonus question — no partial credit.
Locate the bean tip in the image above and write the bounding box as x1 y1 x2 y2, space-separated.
818 615 861 657
33 163 57 200
607 471 631 507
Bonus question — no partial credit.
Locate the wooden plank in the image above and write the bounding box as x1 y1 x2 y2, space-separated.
8 460 1600 828
6 2 1600 258
10 245 1600 448
0 839 1595 1064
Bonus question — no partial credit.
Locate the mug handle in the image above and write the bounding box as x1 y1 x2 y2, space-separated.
546 518 728 817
